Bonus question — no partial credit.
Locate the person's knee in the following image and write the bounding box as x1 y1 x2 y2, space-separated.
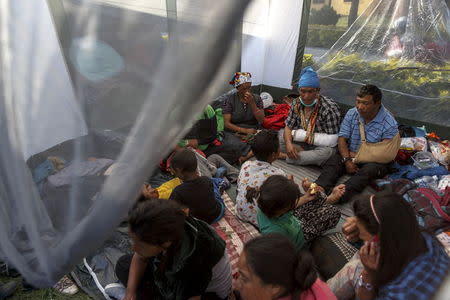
115 254 133 285
300 148 333 166
323 152 342 167
316 147 334 159
207 154 220 164
339 190 357 204
358 163 387 177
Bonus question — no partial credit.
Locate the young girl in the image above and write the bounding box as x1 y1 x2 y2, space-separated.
235 130 286 225
236 129 343 241
236 234 337 300
255 175 313 249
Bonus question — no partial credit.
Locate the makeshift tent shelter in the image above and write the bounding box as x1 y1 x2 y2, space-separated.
0 0 310 287
0 0 247 287
1 0 450 296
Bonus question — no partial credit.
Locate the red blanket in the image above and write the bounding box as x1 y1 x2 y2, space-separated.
262 103 291 130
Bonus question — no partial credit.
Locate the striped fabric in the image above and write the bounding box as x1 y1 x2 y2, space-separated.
212 192 260 287
339 106 398 153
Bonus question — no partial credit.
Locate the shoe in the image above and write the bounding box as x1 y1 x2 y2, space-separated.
53 275 79 295
104 283 126 300
21 280 37 292
0 281 18 300
0 262 20 278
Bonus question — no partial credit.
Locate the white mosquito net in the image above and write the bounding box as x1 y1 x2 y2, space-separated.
316 0 450 129
0 0 249 286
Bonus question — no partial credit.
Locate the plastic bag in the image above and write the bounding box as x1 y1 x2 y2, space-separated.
429 140 450 166
438 175 450 193
412 151 440 169
260 92 273 108
414 175 439 190
400 137 428 152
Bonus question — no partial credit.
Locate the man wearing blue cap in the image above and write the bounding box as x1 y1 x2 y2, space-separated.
280 67 341 166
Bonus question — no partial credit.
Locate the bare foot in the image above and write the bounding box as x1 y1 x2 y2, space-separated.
278 152 288 160
238 151 254 165
326 184 346 204
301 177 312 192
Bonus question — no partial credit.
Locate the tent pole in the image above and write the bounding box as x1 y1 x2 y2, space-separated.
166 0 177 39
291 0 311 88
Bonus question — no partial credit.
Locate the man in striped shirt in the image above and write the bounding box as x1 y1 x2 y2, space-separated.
314 84 398 204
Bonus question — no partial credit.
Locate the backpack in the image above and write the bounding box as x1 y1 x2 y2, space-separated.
373 178 450 231
184 114 218 145
183 105 224 145
403 187 450 231
214 107 224 134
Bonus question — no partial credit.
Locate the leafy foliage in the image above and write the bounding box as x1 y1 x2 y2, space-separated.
309 6 340 26
302 54 315 68
306 25 347 48
318 53 450 124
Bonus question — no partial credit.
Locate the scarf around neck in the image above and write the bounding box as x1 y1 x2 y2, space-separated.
295 96 321 144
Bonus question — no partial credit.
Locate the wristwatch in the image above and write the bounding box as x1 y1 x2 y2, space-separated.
357 274 373 291
342 156 352 163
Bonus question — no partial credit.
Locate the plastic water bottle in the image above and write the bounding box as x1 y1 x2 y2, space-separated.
438 175 450 192
414 175 439 189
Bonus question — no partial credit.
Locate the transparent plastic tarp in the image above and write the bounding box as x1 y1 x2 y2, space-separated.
316 0 450 127
0 0 248 286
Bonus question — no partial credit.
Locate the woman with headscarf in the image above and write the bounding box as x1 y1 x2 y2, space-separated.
222 72 265 135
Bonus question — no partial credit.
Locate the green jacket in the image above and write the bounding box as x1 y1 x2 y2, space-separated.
178 105 224 151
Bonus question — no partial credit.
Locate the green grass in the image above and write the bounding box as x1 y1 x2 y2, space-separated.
0 277 91 300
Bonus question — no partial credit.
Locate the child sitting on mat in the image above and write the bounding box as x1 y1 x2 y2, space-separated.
254 175 314 249
168 149 223 224
236 129 343 241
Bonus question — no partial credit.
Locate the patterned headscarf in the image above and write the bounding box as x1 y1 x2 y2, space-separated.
229 72 252 88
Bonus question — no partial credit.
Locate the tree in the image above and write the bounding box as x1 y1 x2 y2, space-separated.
348 0 360 27
309 6 340 26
